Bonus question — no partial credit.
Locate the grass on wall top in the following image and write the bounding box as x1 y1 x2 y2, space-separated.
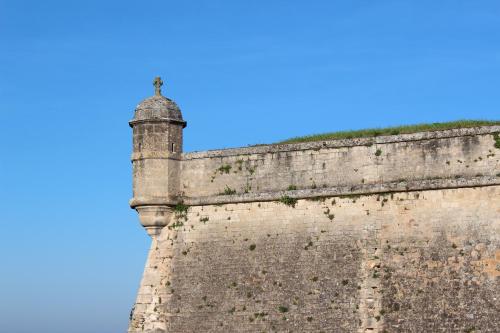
278 120 500 144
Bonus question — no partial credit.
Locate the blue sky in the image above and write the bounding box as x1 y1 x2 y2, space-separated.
0 1 499 332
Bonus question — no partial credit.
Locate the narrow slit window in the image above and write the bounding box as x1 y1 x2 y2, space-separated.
171 143 175 153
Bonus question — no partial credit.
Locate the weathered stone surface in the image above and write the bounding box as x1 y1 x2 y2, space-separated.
129 187 500 332
128 83 500 333
180 127 500 200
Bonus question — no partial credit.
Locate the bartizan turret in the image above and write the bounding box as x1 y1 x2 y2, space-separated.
129 77 186 236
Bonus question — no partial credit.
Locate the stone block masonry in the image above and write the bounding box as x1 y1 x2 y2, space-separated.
127 79 500 333
180 126 500 203
129 186 500 333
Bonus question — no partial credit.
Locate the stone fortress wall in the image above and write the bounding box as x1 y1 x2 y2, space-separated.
180 127 499 203
127 79 500 333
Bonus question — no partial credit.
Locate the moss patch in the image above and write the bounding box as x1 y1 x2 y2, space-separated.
279 195 298 208
278 306 289 313
493 133 500 149
219 185 237 195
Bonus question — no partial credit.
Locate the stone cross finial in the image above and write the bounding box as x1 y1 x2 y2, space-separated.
153 77 163 96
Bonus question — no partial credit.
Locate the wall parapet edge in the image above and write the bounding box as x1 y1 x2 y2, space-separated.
183 125 500 160
179 126 500 200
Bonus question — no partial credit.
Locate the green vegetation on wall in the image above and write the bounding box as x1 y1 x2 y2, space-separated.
278 120 500 144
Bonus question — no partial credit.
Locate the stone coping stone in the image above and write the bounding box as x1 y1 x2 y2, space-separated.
183 175 500 206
